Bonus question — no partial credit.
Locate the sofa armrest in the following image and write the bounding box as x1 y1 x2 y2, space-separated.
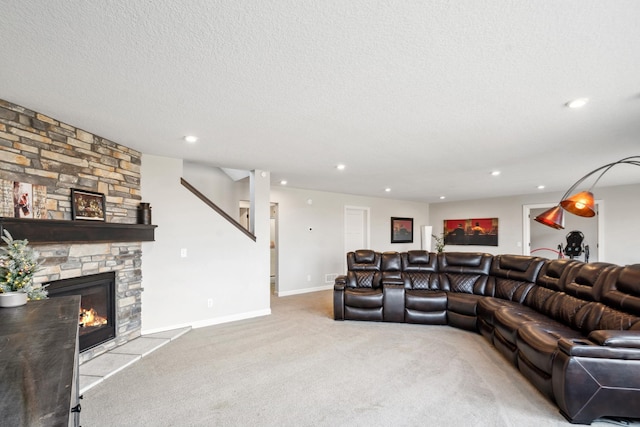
333 276 347 320
383 284 405 323
557 337 640 360
588 330 640 349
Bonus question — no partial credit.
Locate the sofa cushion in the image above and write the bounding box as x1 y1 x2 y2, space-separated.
564 262 617 302
490 254 545 282
494 306 552 345
492 278 535 304
352 249 377 264
517 322 583 375
344 288 383 308
477 297 522 326
535 259 583 292
405 290 447 311
402 251 439 289
406 272 439 290
602 264 640 314
447 292 482 316
438 252 492 273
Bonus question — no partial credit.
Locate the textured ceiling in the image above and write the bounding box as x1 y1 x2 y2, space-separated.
1 1 639 202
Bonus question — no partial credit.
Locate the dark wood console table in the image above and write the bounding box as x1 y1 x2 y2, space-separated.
0 296 81 427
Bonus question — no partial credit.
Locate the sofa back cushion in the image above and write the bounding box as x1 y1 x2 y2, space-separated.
348 250 380 269
437 252 492 294
401 250 439 289
490 254 545 282
535 259 582 292
601 264 640 315
488 255 545 303
523 259 582 312
346 250 382 289
564 262 618 302
542 292 592 331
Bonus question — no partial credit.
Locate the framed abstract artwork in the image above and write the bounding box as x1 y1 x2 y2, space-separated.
443 218 498 246
391 217 413 243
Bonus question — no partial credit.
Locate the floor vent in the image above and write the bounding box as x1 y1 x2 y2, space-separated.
325 273 339 283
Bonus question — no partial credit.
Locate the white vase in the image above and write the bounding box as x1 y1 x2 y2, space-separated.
0 291 28 307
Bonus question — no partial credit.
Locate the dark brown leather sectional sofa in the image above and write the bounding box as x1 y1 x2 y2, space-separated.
333 249 640 424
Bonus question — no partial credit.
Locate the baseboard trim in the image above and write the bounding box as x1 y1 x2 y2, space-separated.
191 308 272 329
141 308 272 335
278 284 333 297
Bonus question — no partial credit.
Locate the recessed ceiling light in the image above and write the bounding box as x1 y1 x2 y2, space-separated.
537 185 545 190
566 98 589 109
184 135 198 143
491 171 501 176
280 180 287 185
385 188 391 192
336 164 346 170
440 196 446 200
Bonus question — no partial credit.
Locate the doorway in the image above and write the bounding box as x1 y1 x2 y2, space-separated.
270 203 278 295
344 206 370 269
523 202 603 262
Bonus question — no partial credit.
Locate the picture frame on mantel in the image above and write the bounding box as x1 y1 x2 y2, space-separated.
391 217 413 243
71 189 106 221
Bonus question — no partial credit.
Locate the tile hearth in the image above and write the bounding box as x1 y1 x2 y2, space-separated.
79 327 191 395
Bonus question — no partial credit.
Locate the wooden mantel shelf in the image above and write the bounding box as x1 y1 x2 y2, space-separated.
0 217 157 244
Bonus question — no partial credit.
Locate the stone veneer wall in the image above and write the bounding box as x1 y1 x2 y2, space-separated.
0 98 144 363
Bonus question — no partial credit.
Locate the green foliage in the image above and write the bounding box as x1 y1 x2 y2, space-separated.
432 233 446 253
0 229 48 300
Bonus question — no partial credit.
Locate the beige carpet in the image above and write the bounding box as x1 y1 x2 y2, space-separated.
81 291 636 426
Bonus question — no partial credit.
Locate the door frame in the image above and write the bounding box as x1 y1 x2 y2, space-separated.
344 205 371 270
522 201 604 261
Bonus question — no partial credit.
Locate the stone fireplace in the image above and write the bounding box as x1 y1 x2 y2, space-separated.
47 272 116 353
35 241 144 364
0 98 150 364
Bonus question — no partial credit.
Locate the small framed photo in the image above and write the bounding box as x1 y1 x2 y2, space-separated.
71 189 106 221
391 217 413 243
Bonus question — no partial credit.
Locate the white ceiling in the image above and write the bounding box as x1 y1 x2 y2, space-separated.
2 1 639 203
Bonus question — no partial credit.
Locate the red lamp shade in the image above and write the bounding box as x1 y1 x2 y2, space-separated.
560 191 596 217
534 205 565 229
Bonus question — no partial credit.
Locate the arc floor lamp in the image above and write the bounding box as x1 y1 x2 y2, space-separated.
534 155 640 229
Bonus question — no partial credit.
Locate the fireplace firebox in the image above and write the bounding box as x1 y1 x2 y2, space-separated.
47 272 116 352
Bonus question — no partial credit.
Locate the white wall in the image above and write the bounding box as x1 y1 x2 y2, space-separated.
182 161 249 220
429 183 640 265
140 154 271 333
139 153 639 333
270 186 429 296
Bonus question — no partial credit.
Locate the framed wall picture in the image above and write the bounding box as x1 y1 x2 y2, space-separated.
443 217 498 246
0 180 47 219
71 189 106 221
391 217 413 243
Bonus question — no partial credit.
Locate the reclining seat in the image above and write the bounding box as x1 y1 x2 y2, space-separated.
489 259 584 370
552 264 640 423
438 252 492 331
400 251 442 324
477 255 547 341
336 250 383 321
515 262 617 400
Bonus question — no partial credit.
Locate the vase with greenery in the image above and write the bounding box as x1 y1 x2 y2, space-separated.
0 229 48 300
432 233 446 253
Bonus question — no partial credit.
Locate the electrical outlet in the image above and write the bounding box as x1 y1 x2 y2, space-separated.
180 248 187 258
307 274 311 282
207 298 213 308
